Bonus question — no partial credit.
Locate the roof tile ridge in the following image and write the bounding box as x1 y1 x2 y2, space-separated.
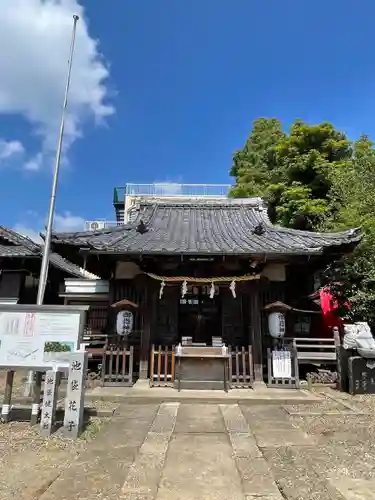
0 226 40 253
51 223 136 242
268 223 362 240
49 252 101 279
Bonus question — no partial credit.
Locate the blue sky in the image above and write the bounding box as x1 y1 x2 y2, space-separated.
1 0 375 237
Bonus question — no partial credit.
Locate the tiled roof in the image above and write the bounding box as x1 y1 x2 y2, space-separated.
0 226 100 279
50 199 363 256
0 244 35 257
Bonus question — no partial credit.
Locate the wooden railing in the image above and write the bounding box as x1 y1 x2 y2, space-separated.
292 335 339 364
229 346 253 388
101 338 134 387
150 345 175 387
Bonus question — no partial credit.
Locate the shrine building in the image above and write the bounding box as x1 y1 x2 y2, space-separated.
50 184 361 386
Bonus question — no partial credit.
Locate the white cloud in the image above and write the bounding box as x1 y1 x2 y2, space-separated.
13 224 42 243
54 212 85 232
0 0 114 170
14 211 85 242
24 152 43 172
0 139 24 163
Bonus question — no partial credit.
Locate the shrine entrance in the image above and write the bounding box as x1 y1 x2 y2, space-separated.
178 285 221 345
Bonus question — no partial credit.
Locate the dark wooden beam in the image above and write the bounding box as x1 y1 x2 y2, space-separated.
249 281 263 382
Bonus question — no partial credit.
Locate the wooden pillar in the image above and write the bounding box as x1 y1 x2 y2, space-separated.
138 277 153 379
249 281 263 382
30 372 42 425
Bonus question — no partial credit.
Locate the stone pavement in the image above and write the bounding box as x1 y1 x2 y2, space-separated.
86 384 320 404
3 398 375 499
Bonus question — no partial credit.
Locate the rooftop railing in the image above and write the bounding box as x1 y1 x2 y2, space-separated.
84 220 124 231
113 183 231 203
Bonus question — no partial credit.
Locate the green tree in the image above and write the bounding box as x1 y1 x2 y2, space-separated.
230 118 352 229
229 118 285 198
323 136 375 325
44 342 72 353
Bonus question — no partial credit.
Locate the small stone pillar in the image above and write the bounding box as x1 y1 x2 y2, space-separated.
63 352 88 438
40 370 60 436
1 370 14 423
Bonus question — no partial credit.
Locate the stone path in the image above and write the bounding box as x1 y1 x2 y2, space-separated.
3 399 375 499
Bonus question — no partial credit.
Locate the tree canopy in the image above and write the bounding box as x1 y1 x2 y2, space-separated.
230 119 375 324
230 118 352 229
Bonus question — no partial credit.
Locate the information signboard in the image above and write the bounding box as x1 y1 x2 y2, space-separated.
272 350 292 379
0 305 88 369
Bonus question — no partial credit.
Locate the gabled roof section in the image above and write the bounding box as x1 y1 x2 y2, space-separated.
50 199 363 256
0 226 100 279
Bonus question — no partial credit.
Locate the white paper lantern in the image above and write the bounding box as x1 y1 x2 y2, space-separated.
116 310 134 336
268 312 286 338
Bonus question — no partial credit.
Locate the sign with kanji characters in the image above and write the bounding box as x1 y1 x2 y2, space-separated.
0 305 87 369
40 370 59 436
63 351 87 438
349 356 375 395
272 350 292 379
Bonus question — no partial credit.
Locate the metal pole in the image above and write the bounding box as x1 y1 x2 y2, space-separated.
25 15 79 399
37 14 79 305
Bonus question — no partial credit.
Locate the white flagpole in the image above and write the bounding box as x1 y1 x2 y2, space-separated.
37 14 79 305
25 15 80 398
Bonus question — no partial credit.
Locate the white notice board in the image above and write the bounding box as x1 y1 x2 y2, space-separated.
0 309 83 369
272 350 292 379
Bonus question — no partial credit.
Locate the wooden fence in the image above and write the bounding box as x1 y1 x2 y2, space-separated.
149 345 175 387
101 338 134 387
229 346 254 388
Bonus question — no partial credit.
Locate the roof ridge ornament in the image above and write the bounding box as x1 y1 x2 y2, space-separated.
252 222 266 236
136 219 148 234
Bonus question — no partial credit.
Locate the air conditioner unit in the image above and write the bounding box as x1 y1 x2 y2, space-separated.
85 220 106 231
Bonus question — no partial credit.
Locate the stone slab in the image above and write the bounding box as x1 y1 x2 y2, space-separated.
122 452 166 497
219 404 251 433
86 386 321 405
229 432 262 459
156 433 243 500
149 402 179 434
121 403 178 498
174 403 225 433
236 457 282 497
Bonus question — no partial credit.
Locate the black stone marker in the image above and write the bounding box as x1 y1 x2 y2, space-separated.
348 356 375 395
